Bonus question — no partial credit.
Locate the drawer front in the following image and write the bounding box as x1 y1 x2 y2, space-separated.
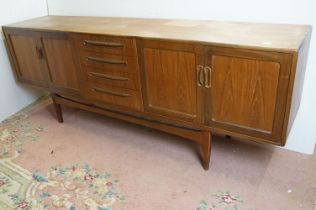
79 51 139 74
74 34 137 56
85 67 139 90
83 83 142 110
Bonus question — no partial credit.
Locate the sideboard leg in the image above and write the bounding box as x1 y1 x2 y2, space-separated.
52 94 63 123
200 131 212 170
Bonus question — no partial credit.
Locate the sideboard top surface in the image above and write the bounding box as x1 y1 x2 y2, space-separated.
4 16 311 52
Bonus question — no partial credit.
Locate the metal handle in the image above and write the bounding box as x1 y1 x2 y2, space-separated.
83 40 124 48
35 46 43 59
87 56 127 65
197 65 204 86
92 87 130 97
204 66 212 88
90 72 129 81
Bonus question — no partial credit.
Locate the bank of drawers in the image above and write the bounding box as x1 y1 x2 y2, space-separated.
74 33 142 110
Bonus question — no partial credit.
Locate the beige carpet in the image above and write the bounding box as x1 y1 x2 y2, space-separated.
0 97 315 210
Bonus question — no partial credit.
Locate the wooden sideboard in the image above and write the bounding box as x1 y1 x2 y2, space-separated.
2 16 311 169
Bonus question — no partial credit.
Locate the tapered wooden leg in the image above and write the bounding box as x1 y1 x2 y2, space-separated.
200 131 212 170
52 94 63 123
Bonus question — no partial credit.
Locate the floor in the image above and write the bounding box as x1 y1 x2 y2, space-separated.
0 97 315 210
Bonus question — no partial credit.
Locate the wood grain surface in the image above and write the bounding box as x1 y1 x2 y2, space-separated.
5 16 311 52
10 34 45 82
143 47 198 121
41 34 80 91
210 55 280 133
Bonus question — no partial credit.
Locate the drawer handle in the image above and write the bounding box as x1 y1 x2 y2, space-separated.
93 87 131 97
90 72 129 81
83 40 124 48
87 56 127 65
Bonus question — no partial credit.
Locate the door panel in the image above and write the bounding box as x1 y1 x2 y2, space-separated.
211 55 280 133
205 47 292 143
10 34 46 85
41 33 80 94
144 49 196 118
140 41 203 122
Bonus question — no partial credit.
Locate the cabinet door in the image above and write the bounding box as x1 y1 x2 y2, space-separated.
205 47 292 144
4 30 48 87
40 32 80 95
139 40 204 123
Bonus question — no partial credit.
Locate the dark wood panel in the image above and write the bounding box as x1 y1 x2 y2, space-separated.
83 82 143 111
41 34 80 92
10 34 45 83
79 51 139 74
205 47 293 144
85 67 139 90
210 55 280 133
142 47 199 121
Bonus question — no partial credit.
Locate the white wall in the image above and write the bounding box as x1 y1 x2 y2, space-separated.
47 0 315 154
0 0 48 121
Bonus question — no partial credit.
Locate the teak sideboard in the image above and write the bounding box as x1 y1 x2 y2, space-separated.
2 16 311 169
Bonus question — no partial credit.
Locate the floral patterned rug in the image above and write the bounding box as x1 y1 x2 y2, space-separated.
198 191 258 210
0 100 125 210
0 96 315 210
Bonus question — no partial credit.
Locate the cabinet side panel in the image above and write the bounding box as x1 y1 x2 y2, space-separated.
2 28 20 82
211 55 280 133
284 29 312 139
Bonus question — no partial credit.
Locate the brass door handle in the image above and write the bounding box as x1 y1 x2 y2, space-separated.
90 72 129 81
204 66 212 88
197 65 205 86
87 56 127 65
83 40 124 48
92 87 130 97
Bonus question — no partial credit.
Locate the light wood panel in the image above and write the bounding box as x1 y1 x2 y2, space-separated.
6 16 311 52
283 29 312 141
143 47 198 121
210 55 280 133
10 34 45 83
41 34 80 91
